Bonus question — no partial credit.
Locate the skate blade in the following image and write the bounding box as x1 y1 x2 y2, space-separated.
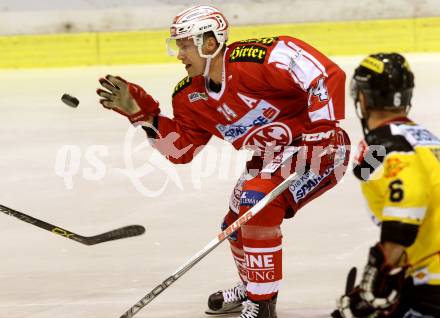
205 304 243 315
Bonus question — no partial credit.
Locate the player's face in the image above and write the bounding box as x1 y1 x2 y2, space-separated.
176 38 206 77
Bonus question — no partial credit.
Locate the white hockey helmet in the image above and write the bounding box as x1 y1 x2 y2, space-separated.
166 5 229 59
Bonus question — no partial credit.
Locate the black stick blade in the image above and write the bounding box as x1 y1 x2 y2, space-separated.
86 225 146 245
345 266 357 294
331 309 344 318
330 267 358 318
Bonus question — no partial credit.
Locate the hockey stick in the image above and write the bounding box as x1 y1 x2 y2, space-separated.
119 170 300 318
0 204 145 245
345 267 357 295
331 267 357 318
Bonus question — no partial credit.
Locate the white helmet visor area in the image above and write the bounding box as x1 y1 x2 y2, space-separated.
166 35 224 59
165 36 199 57
166 37 180 56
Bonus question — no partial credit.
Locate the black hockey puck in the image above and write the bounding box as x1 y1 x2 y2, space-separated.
61 94 79 108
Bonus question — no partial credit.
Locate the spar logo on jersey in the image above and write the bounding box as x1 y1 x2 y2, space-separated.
243 122 292 151
229 45 267 64
172 76 192 97
188 92 208 103
288 167 334 202
240 190 265 207
238 37 278 47
216 101 280 143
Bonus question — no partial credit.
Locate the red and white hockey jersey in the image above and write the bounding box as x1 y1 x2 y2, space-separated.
154 35 346 164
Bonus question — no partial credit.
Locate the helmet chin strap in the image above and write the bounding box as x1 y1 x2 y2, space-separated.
361 117 370 137
355 100 371 137
203 56 212 77
197 42 224 77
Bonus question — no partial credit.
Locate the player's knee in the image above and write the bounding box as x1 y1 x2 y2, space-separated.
242 224 282 241
221 210 240 241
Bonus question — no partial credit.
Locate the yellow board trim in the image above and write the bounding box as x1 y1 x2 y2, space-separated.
1 17 440 69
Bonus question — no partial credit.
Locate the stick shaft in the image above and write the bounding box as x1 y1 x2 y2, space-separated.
120 172 299 318
0 204 87 243
0 204 145 245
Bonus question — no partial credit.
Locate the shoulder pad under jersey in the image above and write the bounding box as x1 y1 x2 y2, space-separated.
172 76 192 97
228 36 279 64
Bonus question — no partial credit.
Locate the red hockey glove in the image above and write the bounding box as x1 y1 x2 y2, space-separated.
300 121 343 175
97 75 160 124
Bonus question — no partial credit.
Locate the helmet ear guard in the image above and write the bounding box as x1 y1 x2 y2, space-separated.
350 79 371 136
193 33 225 59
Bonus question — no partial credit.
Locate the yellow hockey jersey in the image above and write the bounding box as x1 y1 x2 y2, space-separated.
353 119 440 286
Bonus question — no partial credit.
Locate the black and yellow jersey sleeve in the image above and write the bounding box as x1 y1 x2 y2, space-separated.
354 121 440 286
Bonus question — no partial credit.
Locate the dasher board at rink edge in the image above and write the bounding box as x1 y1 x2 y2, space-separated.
0 54 440 318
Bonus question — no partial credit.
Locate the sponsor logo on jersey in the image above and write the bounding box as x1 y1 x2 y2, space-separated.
412 267 429 285
172 76 192 97
229 45 267 64
384 158 409 178
240 190 265 207
238 37 278 46
245 253 276 281
243 122 292 151
216 101 280 143
188 92 208 102
288 167 334 202
302 130 334 142
405 126 440 145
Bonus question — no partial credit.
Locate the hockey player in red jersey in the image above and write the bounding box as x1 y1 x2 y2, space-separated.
97 5 350 318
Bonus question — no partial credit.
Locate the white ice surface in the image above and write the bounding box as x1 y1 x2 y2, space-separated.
1 54 439 318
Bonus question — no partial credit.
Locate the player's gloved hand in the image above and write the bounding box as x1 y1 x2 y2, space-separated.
333 287 377 318
334 286 398 318
333 244 404 318
359 244 403 312
97 75 160 124
300 120 344 175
